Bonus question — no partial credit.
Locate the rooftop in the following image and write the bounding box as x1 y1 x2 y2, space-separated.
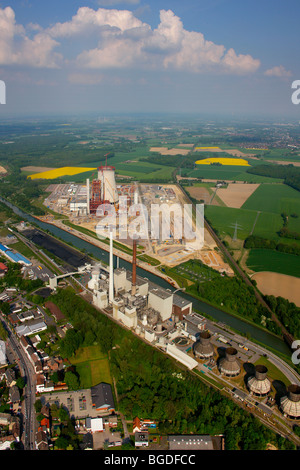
168 435 214 450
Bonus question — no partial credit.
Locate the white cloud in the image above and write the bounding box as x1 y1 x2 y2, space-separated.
0 6 62 68
66 8 260 74
264 65 292 78
0 5 261 75
48 6 145 37
96 0 140 5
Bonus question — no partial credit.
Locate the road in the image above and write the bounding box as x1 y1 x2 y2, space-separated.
0 313 37 450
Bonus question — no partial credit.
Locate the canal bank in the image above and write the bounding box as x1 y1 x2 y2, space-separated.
0 196 291 356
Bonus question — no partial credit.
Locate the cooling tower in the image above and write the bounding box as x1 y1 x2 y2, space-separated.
218 347 240 377
247 365 271 396
98 166 118 204
194 331 214 359
280 384 300 420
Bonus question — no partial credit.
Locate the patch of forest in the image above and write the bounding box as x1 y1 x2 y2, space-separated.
246 164 300 192
244 235 300 256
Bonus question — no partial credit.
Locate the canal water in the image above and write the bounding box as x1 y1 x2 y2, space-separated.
0 197 291 355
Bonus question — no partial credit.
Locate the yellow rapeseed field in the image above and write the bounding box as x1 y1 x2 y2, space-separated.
195 146 221 150
195 157 250 166
29 166 97 179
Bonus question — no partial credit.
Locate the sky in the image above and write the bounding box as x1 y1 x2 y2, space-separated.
0 0 299 119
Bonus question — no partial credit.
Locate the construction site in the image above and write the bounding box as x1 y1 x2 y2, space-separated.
42 164 233 274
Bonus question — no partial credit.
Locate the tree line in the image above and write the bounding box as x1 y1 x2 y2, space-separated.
244 235 300 256
246 164 300 192
188 275 282 336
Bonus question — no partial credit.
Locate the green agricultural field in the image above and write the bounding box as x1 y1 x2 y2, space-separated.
251 212 283 241
184 164 282 183
205 205 258 240
69 345 112 388
242 183 300 217
246 248 300 278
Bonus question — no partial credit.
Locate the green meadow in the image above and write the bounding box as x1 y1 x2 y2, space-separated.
246 249 300 278
69 345 112 388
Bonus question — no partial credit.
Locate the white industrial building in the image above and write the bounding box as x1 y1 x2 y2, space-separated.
166 343 198 370
85 417 104 433
0 341 7 366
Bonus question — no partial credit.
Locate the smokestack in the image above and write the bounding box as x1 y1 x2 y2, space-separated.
109 230 114 303
86 178 90 215
132 238 137 296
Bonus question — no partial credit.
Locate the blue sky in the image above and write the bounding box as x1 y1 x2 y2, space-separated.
0 0 299 118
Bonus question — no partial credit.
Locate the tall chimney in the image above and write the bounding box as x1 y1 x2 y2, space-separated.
109 230 114 303
132 238 137 296
86 178 90 215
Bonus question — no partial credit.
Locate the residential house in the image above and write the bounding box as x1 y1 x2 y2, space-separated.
36 430 49 450
5 369 16 387
133 417 141 433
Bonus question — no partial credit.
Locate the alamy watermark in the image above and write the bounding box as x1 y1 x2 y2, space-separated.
95 197 204 250
291 340 300 365
291 80 300 105
0 80 6 105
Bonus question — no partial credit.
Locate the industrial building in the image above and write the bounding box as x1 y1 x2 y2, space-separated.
0 243 32 266
280 385 300 420
88 165 118 215
247 365 271 397
168 435 214 450
218 347 241 377
193 331 214 359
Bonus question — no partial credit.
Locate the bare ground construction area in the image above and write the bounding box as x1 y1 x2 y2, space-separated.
186 186 221 206
150 147 191 156
21 166 56 173
251 271 300 307
216 183 260 208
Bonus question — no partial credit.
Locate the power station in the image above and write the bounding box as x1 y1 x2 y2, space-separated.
88 164 118 215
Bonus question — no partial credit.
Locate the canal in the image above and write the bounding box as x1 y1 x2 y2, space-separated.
0 197 291 356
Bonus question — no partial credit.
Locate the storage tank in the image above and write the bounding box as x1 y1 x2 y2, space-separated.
247 365 271 396
280 385 300 420
218 347 240 377
194 331 214 359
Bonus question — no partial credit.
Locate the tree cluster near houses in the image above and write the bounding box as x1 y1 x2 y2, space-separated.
34 399 82 450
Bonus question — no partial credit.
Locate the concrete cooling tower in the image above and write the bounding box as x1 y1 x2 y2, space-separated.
247 365 271 397
280 384 300 420
218 347 241 377
98 166 118 204
194 331 214 359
